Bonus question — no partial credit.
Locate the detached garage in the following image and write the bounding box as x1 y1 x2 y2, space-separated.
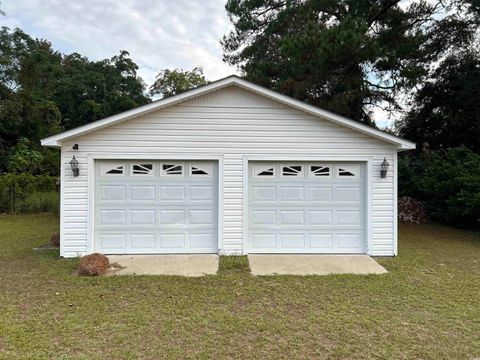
41 75 415 258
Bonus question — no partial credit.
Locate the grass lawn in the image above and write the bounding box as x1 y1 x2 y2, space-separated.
0 215 479 359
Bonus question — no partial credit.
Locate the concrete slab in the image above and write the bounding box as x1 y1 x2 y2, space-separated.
248 255 387 276
107 255 219 276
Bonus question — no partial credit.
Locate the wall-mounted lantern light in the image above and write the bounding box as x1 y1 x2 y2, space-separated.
70 155 79 177
380 157 389 178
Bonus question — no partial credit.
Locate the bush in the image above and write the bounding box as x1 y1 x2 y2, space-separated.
398 197 427 224
0 173 58 213
399 147 480 228
17 191 59 215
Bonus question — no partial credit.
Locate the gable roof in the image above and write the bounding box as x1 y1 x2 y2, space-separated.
41 75 415 149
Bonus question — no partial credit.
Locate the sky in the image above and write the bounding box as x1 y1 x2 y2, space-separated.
1 0 394 128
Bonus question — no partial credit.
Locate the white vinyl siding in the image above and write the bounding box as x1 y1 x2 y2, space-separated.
59 85 396 257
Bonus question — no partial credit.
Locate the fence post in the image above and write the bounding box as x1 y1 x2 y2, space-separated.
9 183 14 214
12 182 15 213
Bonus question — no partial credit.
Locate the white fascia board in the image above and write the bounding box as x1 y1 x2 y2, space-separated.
41 75 415 150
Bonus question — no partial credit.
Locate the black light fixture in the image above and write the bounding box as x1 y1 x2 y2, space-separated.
380 157 389 178
70 155 79 177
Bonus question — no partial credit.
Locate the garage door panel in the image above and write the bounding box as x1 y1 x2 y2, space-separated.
130 210 156 225
251 233 277 249
95 160 218 254
309 234 334 249
336 233 363 249
100 185 126 200
100 209 126 225
335 186 361 202
309 187 333 201
159 185 185 200
280 210 305 225
130 233 156 248
189 209 215 225
309 210 333 225
130 185 156 200
189 233 217 248
252 186 276 201
249 161 365 254
99 233 126 249
279 186 305 201
159 209 185 225
280 233 305 248
252 210 276 225
159 233 185 248
189 186 214 200
336 210 362 225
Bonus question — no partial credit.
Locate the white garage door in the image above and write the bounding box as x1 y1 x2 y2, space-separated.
94 160 218 254
248 162 366 253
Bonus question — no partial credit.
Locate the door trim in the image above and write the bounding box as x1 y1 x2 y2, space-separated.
242 155 373 255
86 153 223 255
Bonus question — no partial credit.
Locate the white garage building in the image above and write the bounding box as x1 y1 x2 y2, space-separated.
41 76 415 258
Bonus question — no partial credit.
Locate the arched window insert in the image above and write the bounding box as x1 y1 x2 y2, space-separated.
132 163 154 175
106 166 124 175
161 163 184 176
253 163 276 178
101 162 125 176
190 163 213 176
281 165 303 177
310 165 330 177
337 164 360 178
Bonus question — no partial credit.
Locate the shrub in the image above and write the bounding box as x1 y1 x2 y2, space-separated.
17 191 59 215
76 253 110 276
0 173 58 213
399 147 480 228
398 197 427 224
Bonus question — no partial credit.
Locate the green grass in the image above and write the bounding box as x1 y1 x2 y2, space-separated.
0 214 479 359
218 255 250 275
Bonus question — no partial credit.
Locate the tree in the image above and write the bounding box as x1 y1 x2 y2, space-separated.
0 27 150 174
54 50 150 129
0 28 63 174
150 67 208 97
222 0 479 124
399 147 480 228
397 52 480 152
7 138 43 174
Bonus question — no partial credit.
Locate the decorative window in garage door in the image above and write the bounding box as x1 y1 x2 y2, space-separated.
131 163 154 175
161 163 184 176
101 162 124 176
310 165 330 178
281 165 303 177
190 163 213 176
254 163 275 177
337 164 360 178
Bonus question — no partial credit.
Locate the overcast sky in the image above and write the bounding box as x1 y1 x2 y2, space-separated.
2 0 393 128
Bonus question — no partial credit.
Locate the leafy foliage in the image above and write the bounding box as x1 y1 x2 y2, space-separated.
7 137 43 173
0 173 58 213
149 67 208 97
398 52 480 152
399 147 480 227
17 191 59 215
222 0 479 124
0 27 150 175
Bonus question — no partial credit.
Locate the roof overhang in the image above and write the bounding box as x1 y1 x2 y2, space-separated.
41 75 416 150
